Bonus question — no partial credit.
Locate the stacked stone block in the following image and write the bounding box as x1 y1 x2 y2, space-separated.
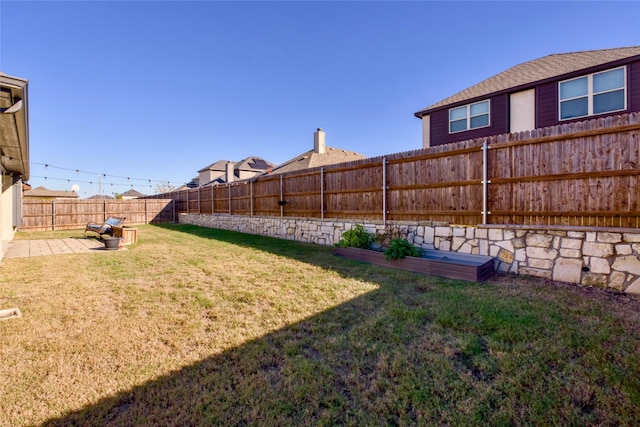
180 213 640 294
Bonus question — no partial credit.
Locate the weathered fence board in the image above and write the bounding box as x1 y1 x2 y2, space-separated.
144 112 640 228
21 199 174 231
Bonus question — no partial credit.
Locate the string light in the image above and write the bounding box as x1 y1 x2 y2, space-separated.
30 162 184 186
27 162 189 197
31 174 186 190
29 161 185 188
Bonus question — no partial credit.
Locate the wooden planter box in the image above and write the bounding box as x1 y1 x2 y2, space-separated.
334 247 495 282
112 226 138 245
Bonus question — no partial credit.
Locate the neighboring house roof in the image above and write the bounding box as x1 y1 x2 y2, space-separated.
121 189 146 198
87 194 114 200
198 156 275 186
199 157 274 174
415 46 640 117
0 71 29 179
202 177 227 186
270 146 366 175
24 186 79 199
176 178 199 190
198 160 233 173
235 156 276 173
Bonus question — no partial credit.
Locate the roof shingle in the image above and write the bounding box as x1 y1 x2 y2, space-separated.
23 186 79 199
415 46 640 116
270 146 366 174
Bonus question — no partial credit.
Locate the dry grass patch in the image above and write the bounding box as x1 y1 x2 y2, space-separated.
1 224 639 426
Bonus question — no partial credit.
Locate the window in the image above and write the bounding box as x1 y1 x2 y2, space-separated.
559 67 626 120
449 100 490 133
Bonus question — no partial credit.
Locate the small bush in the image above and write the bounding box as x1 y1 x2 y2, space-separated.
372 224 404 249
384 238 422 260
337 224 372 249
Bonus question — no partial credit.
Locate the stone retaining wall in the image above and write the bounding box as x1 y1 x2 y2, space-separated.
180 213 640 294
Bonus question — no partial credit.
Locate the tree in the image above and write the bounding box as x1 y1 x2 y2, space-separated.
154 181 176 195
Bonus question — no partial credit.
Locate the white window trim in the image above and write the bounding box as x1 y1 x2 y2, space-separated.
449 100 491 134
558 66 627 121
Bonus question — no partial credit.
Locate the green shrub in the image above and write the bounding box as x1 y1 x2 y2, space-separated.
372 224 403 249
337 224 372 249
384 238 422 260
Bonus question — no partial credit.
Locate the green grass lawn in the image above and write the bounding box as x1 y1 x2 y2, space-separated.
1 224 639 426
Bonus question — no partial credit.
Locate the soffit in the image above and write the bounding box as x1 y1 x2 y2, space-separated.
0 72 29 179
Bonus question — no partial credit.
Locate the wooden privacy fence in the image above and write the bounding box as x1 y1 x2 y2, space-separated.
147 112 640 228
21 199 175 231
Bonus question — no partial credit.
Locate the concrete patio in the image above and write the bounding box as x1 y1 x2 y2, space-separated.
4 238 116 259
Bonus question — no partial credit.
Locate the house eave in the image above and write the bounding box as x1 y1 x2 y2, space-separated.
414 51 640 119
0 73 29 180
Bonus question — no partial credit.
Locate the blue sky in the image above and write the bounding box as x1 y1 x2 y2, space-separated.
1 1 639 197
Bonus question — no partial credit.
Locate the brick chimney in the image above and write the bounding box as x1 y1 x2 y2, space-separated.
226 161 235 183
314 128 326 154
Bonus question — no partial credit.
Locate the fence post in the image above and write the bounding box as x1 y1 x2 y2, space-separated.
172 199 176 223
145 199 148 224
51 200 56 231
482 140 491 225
198 187 201 214
250 180 254 217
382 157 387 226
320 167 325 222
228 183 231 215
103 200 107 222
280 174 284 218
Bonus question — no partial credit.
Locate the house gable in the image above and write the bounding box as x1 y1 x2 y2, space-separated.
121 189 146 199
198 156 274 186
234 156 275 180
198 160 233 185
269 129 366 175
416 47 640 147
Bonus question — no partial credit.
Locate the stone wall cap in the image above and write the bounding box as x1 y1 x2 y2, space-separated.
478 224 640 234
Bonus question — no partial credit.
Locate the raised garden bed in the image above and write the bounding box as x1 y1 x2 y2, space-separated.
335 247 495 282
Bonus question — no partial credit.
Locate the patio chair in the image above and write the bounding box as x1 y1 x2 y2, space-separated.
84 216 125 237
